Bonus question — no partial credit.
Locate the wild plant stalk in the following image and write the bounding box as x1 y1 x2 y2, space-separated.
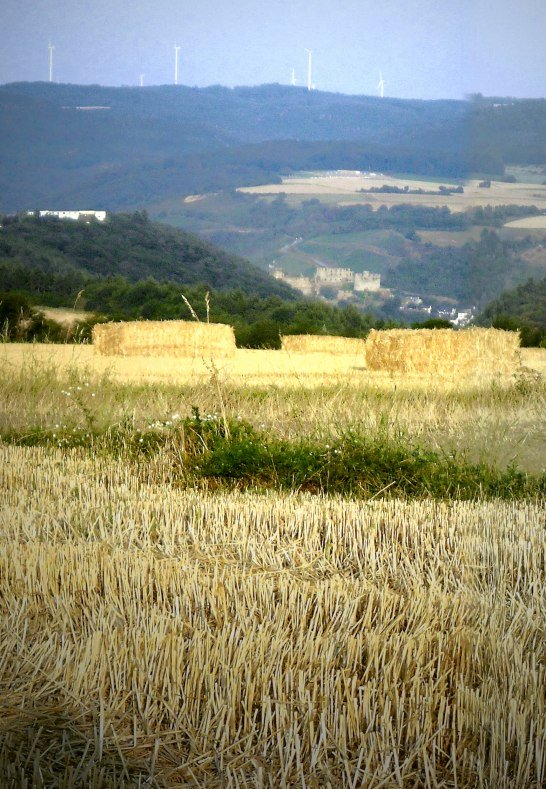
181 293 201 322
73 289 85 310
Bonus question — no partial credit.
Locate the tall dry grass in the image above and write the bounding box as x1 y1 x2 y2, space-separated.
1 348 544 473
1 444 545 786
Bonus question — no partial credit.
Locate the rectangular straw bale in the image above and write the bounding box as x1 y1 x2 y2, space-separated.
93 320 236 357
281 334 367 355
365 328 521 377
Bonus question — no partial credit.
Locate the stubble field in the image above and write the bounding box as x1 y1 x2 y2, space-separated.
239 173 546 214
1 343 545 786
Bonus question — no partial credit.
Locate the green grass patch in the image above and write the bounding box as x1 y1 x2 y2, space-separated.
301 230 405 249
298 232 403 273
4 408 543 500
416 228 484 247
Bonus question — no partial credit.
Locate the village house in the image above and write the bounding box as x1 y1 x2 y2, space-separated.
28 210 107 222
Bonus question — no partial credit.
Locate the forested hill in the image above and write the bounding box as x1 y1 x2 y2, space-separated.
468 97 546 167
0 212 296 299
0 82 467 148
3 82 546 213
0 82 476 212
479 278 546 333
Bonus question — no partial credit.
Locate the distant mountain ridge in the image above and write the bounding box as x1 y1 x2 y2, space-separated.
0 82 469 212
0 82 467 147
2 82 546 213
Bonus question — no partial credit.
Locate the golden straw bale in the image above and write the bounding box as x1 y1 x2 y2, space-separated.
365 328 521 377
93 320 236 357
281 334 367 355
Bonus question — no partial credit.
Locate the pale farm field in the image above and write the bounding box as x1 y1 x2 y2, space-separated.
2 342 544 388
40 306 94 325
239 173 546 213
520 346 546 376
1 343 366 388
505 215 546 229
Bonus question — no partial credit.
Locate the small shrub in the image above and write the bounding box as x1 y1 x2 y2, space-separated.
3 410 543 500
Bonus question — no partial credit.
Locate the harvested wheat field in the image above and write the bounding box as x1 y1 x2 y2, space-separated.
520 346 546 377
2 341 543 390
240 173 546 212
281 334 367 355
40 306 95 325
1 444 545 786
505 216 546 229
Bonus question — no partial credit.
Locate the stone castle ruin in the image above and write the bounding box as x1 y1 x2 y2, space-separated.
272 265 381 297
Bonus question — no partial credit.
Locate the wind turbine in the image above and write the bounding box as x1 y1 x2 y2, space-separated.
291 67 297 86
48 42 55 82
140 74 145 87
305 48 312 91
174 45 181 85
377 71 385 98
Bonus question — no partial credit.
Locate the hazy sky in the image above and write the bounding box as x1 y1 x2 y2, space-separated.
2 0 546 99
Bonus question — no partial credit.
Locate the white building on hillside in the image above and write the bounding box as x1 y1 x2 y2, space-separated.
28 210 107 222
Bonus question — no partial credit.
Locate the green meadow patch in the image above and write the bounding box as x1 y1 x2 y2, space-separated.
4 408 543 500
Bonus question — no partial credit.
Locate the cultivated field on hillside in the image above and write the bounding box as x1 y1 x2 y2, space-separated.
240 173 546 212
416 227 486 247
505 216 546 229
40 306 95 325
1 347 545 785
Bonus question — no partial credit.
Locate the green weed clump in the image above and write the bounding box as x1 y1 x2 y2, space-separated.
5 407 542 500
186 416 543 499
